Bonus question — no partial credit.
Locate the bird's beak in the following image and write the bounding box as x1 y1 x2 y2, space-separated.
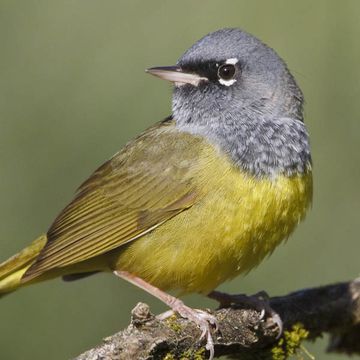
146 66 207 87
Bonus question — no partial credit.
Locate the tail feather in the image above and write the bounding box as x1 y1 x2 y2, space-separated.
0 234 47 297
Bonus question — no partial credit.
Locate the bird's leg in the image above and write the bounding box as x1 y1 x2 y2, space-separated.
208 290 283 337
114 270 218 360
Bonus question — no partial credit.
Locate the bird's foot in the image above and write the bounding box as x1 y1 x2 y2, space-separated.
158 301 218 360
208 290 282 337
114 270 217 359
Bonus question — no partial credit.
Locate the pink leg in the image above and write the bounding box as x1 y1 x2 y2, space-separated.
114 270 217 360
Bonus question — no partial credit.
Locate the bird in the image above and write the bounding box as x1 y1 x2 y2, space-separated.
0 28 312 359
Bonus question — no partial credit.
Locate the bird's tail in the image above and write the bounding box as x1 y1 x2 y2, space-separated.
0 234 47 298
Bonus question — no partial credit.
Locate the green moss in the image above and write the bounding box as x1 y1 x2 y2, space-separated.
164 323 311 360
163 347 205 360
179 347 205 359
163 315 205 359
193 348 206 360
163 354 176 360
165 313 183 333
271 323 313 360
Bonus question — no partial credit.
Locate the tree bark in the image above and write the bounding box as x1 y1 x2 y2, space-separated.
74 278 360 359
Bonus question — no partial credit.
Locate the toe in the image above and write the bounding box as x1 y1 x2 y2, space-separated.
157 309 175 321
205 331 215 360
170 304 216 359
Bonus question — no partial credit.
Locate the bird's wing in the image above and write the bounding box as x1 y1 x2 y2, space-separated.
24 119 206 279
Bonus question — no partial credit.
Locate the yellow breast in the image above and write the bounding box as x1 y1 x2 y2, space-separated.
114 145 312 295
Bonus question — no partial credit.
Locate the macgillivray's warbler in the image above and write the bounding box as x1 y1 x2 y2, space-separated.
0 28 312 359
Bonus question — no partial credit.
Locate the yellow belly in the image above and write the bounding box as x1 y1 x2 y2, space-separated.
113 152 312 295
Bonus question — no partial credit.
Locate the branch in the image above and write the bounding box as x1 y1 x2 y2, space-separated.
74 278 360 359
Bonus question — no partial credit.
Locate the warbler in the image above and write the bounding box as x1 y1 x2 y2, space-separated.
0 28 312 359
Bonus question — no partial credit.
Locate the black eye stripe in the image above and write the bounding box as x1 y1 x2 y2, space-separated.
181 61 218 80
180 60 240 83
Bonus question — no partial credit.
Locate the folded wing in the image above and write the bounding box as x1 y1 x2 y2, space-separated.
23 120 204 280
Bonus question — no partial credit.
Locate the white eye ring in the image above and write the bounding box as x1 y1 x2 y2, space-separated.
217 58 239 87
219 78 237 86
225 58 239 65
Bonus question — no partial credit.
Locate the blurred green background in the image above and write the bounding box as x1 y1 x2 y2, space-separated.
0 1 359 359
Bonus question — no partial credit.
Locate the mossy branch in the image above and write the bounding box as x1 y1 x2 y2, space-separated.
73 278 360 359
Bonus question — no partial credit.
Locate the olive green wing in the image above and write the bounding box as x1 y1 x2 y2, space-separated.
23 120 204 280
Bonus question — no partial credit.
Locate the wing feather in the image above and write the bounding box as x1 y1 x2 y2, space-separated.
23 120 204 280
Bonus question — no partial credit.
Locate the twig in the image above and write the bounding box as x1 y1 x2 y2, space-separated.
73 278 360 359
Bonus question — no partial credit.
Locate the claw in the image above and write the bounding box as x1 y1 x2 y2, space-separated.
158 305 217 359
205 330 215 360
259 308 266 320
171 303 217 359
271 312 283 338
196 309 219 330
208 290 283 338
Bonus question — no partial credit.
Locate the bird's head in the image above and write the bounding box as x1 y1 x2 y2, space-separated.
147 28 303 126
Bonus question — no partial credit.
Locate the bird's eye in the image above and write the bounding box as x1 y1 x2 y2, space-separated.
217 64 236 81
